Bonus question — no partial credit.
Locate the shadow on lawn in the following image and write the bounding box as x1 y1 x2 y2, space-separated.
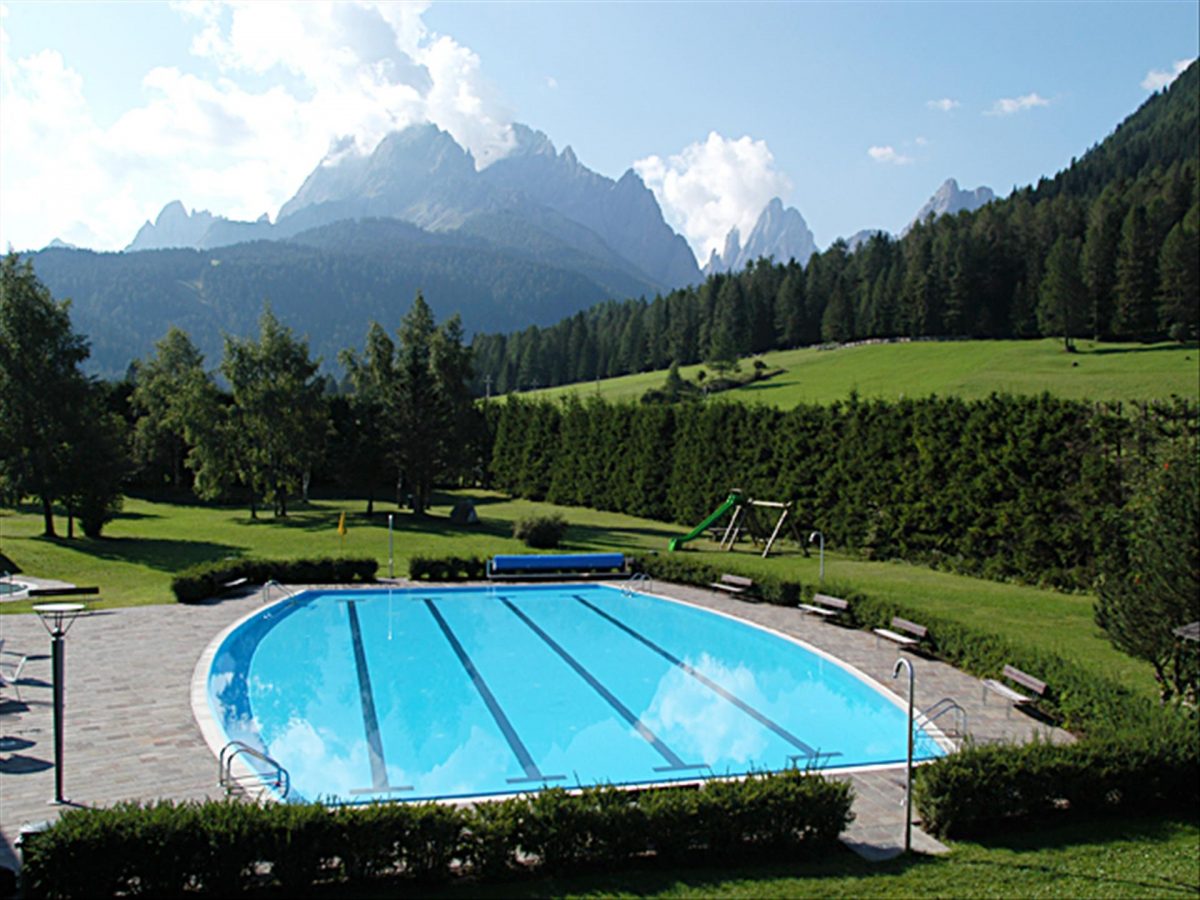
35 535 241 572
1085 342 1198 356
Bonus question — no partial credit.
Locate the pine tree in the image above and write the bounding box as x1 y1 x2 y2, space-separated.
1156 210 1200 340
1113 205 1160 339
1037 236 1086 351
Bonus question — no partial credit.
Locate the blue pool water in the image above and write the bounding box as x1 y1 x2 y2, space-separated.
206 584 945 803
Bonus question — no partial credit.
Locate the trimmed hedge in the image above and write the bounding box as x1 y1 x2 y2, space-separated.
631 553 803 606
171 557 378 603
20 771 852 897
408 554 489 580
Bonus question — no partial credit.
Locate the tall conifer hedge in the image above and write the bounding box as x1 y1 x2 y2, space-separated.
490 394 1197 590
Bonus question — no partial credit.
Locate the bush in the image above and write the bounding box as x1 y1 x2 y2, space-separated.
409 554 489 581
19 772 852 896
513 514 568 549
171 556 379 603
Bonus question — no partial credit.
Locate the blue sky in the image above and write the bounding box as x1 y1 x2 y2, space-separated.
1 1 1196 259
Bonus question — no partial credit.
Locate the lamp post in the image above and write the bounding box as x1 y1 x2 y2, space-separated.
33 602 87 805
388 514 394 578
809 531 825 583
892 657 915 854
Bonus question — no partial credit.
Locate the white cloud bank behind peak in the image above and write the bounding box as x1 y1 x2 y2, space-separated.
1 0 517 251
635 132 792 263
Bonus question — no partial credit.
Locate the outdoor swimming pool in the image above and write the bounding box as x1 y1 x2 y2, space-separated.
200 584 946 803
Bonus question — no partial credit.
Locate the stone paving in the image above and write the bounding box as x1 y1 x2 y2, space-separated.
0 581 1071 873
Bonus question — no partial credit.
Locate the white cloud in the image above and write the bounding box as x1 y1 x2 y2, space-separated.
1141 58 1194 91
914 136 929 146
545 75 558 90
0 0 517 251
926 98 959 112
634 132 792 262
987 92 1050 115
867 145 913 165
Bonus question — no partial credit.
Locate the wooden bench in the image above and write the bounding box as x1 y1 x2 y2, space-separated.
873 616 928 648
709 574 755 598
798 593 849 619
27 586 99 597
983 665 1048 711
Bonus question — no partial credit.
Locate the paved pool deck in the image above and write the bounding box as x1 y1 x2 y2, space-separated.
0 580 1071 873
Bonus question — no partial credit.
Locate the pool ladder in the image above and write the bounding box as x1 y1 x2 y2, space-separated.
262 579 297 605
623 572 652 596
920 697 968 750
219 740 290 801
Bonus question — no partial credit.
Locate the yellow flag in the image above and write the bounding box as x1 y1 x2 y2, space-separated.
337 512 347 536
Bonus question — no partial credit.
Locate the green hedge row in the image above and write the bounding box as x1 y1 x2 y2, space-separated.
21 772 852 898
632 553 804 606
914 725 1199 836
172 557 379 603
408 554 489 581
491 394 1199 591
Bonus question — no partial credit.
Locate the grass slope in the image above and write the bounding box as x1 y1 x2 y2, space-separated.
0 490 1154 696
530 339 1200 407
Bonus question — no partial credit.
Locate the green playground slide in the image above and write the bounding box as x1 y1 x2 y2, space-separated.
668 491 743 552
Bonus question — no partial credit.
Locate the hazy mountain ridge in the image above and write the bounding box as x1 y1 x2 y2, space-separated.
32 218 650 378
704 198 818 274
130 122 701 292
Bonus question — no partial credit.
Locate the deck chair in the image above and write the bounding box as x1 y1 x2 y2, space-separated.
0 639 29 700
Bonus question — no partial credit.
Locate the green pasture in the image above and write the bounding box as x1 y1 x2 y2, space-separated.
530 339 1200 407
0 489 1154 696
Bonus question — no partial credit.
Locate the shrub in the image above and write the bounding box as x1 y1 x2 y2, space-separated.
19 772 852 896
171 556 379 603
409 554 488 581
513 514 568 549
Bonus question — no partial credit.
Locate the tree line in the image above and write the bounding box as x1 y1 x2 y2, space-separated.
1 253 480 535
469 62 1198 392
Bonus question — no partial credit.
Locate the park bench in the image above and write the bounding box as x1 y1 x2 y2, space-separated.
709 573 756 599
873 616 928 649
487 553 627 580
799 593 849 620
27 586 99 598
983 664 1048 711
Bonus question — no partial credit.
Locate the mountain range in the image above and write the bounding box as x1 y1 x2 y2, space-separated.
35 116 997 378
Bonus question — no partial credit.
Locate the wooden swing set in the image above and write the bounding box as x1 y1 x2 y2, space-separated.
717 495 808 558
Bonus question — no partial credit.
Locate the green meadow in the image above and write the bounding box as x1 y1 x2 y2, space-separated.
531 339 1200 407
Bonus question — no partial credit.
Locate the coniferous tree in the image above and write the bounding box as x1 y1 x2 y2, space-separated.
1037 236 1086 351
1156 209 1200 340
1113 205 1160 338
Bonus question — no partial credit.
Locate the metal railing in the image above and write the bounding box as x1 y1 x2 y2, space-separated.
262 579 296 605
219 740 290 800
920 697 968 749
623 572 652 596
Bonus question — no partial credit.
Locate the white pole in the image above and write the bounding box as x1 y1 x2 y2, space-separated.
388 514 394 578
809 531 825 583
892 657 915 854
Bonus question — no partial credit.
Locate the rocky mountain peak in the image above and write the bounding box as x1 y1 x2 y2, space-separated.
704 198 817 275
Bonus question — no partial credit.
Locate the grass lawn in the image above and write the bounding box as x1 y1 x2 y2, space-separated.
530 339 1200 407
0 490 1156 697
316 814 1199 898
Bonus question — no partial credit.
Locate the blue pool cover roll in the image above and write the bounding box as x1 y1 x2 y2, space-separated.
490 553 625 572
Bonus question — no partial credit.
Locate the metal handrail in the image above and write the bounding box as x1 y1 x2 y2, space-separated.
623 572 652 596
920 697 968 749
262 579 296 605
219 740 290 800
